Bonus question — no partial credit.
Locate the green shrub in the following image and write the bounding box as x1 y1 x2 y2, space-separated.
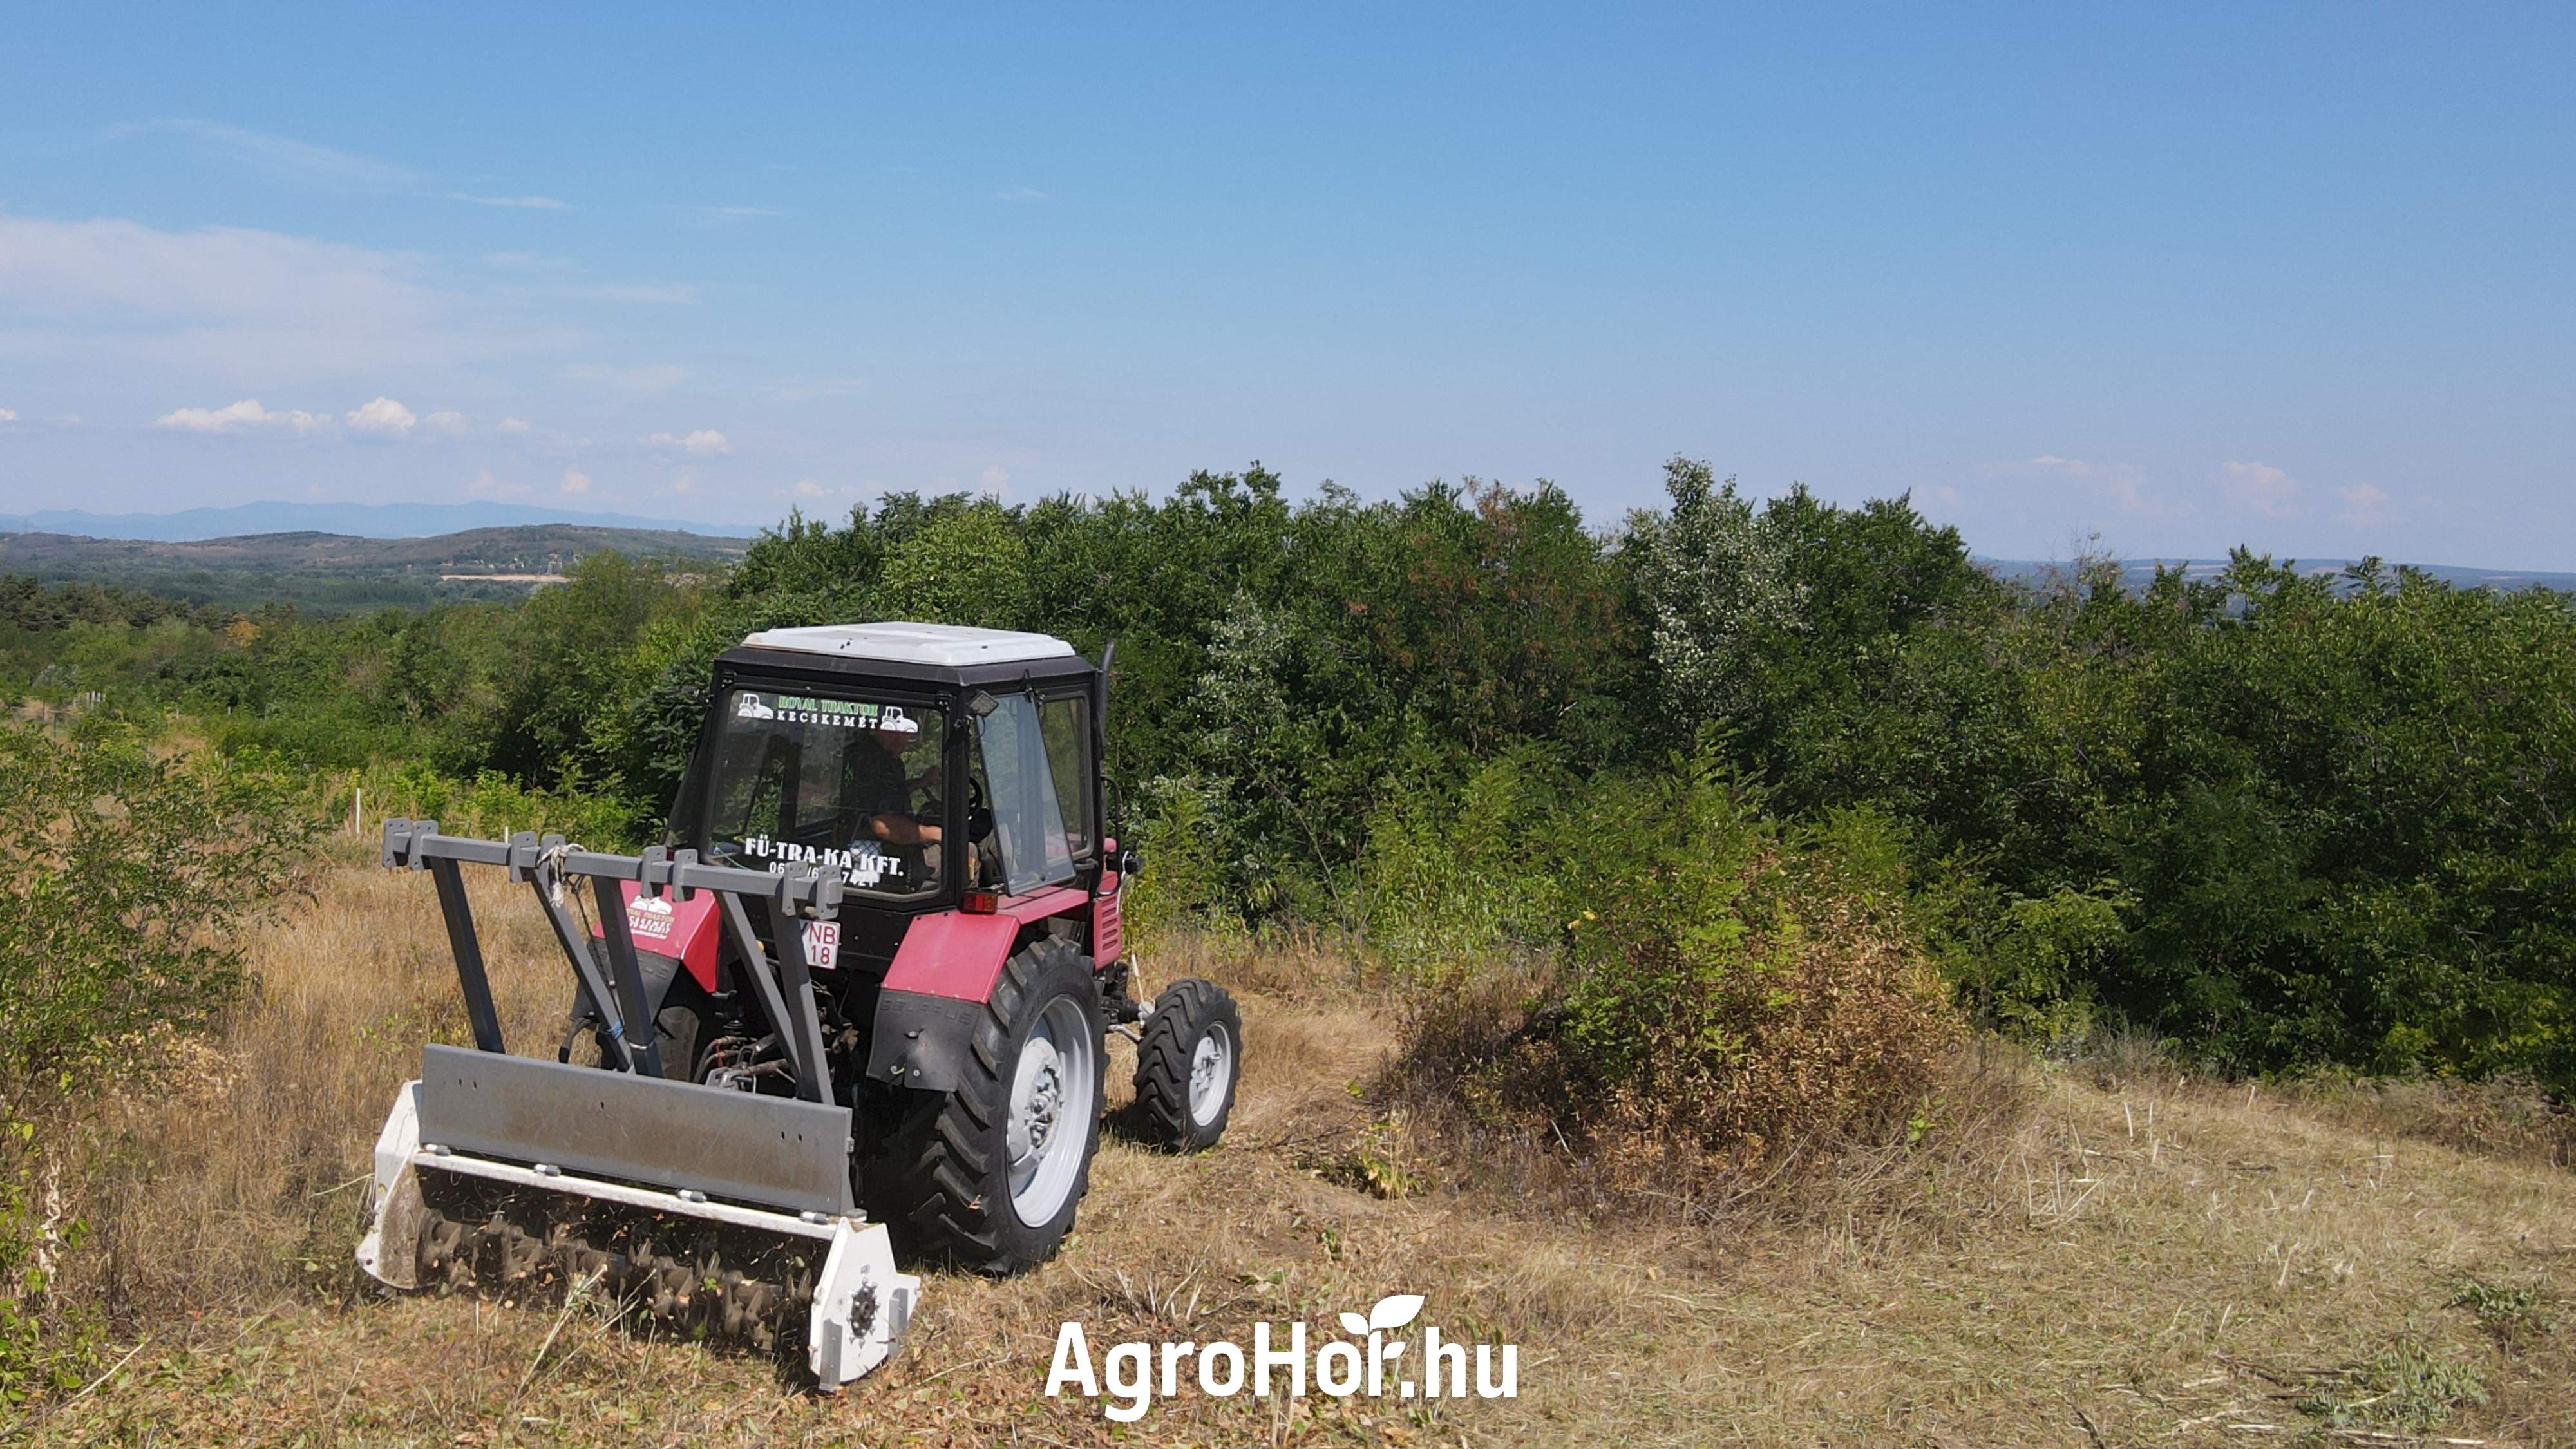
1358 747 1566 981
1399 748 1964 1184
0 719 316 1084
0 721 313 1399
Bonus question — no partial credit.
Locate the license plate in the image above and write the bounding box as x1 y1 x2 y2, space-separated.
801 919 840 971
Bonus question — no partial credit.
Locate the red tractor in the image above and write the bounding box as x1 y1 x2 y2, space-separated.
359 623 1242 1385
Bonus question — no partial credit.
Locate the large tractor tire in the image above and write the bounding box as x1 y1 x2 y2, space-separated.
863 938 1106 1274
651 997 708 1083
1130 978 1242 1151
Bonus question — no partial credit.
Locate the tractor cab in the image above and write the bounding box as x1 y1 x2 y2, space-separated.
685 621 1106 925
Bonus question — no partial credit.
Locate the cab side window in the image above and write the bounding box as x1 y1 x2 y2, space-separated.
1039 695 1095 866
975 692 1075 893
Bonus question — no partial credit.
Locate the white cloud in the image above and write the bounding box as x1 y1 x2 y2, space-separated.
560 469 592 497
682 205 782 223
994 187 1048 202
0 408 15 423
346 396 418 438
153 398 327 433
1930 485 1962 506
498 416 531 434
2338 483 2393 526
646 428 731 457
465 468 527 498
659 473 697 496
447 193 571 210
979 465 1011 489
565 363 688 393
2217 460 2300 518
423 410 469 435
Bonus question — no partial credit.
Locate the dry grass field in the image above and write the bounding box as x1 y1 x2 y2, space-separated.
11 853 2575 1446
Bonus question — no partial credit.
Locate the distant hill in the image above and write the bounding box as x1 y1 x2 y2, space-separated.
0 500 759 542
1980 556 2576 594
0 524 748 613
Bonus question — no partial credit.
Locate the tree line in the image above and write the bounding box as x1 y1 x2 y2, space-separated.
8 460 2572 1090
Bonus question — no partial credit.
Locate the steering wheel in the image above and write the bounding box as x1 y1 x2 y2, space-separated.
965 775 994 842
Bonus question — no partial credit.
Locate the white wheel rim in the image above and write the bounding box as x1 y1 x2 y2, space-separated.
1188 1022 1233 1128
1007 996 1097 1226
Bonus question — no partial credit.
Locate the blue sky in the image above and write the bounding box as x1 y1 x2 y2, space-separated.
1 4 2570 565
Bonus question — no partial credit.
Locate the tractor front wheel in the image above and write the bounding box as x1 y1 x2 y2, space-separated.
1130 978 1242 1150
864 938 1105 1274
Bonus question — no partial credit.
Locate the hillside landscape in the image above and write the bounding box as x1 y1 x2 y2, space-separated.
2 468 2573 1445
0 524 748 611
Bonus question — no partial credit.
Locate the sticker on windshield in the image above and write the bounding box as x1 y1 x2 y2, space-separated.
732 692 920 733
739 834 907 889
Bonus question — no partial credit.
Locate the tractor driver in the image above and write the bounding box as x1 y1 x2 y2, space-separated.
846 723 942 856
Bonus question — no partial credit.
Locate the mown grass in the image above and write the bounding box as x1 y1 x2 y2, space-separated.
9 858 2575 1445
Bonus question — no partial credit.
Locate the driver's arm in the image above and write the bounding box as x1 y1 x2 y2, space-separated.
866 812 942 846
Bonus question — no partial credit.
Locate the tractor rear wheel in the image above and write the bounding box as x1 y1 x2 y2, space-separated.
1130 978 1242 1150
863 938 1105 1274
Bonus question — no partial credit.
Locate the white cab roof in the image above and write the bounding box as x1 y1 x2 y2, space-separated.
740 621 1079 668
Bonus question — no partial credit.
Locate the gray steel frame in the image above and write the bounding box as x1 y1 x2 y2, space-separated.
380 819 844 1105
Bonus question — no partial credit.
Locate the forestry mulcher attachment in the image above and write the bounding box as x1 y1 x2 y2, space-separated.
357 624 1244 1388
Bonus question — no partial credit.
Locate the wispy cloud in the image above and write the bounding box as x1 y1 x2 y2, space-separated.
646 428 731 457
2215 460 2300 518
559 469 593 497
465 468 527 499
2338 482 2393 526
2014 454 2174 517
567 283 699 304
993 187 1048 202
0 408 15 424
0 213 539 377
153 398 328 434
498 417 532 434
124 118 421 191
448 192 571 211
777 376 867 402
565 363 688 394
679 205 783 225
424 410 468 435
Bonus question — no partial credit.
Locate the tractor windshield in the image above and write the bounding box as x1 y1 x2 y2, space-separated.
698 688 948 900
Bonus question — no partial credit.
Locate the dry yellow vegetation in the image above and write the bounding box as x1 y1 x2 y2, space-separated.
12 855 2574 1446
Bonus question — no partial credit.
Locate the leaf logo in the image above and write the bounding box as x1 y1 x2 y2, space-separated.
1350 1283 1432 1330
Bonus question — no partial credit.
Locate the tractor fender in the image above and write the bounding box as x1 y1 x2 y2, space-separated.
867 889 1090 1092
